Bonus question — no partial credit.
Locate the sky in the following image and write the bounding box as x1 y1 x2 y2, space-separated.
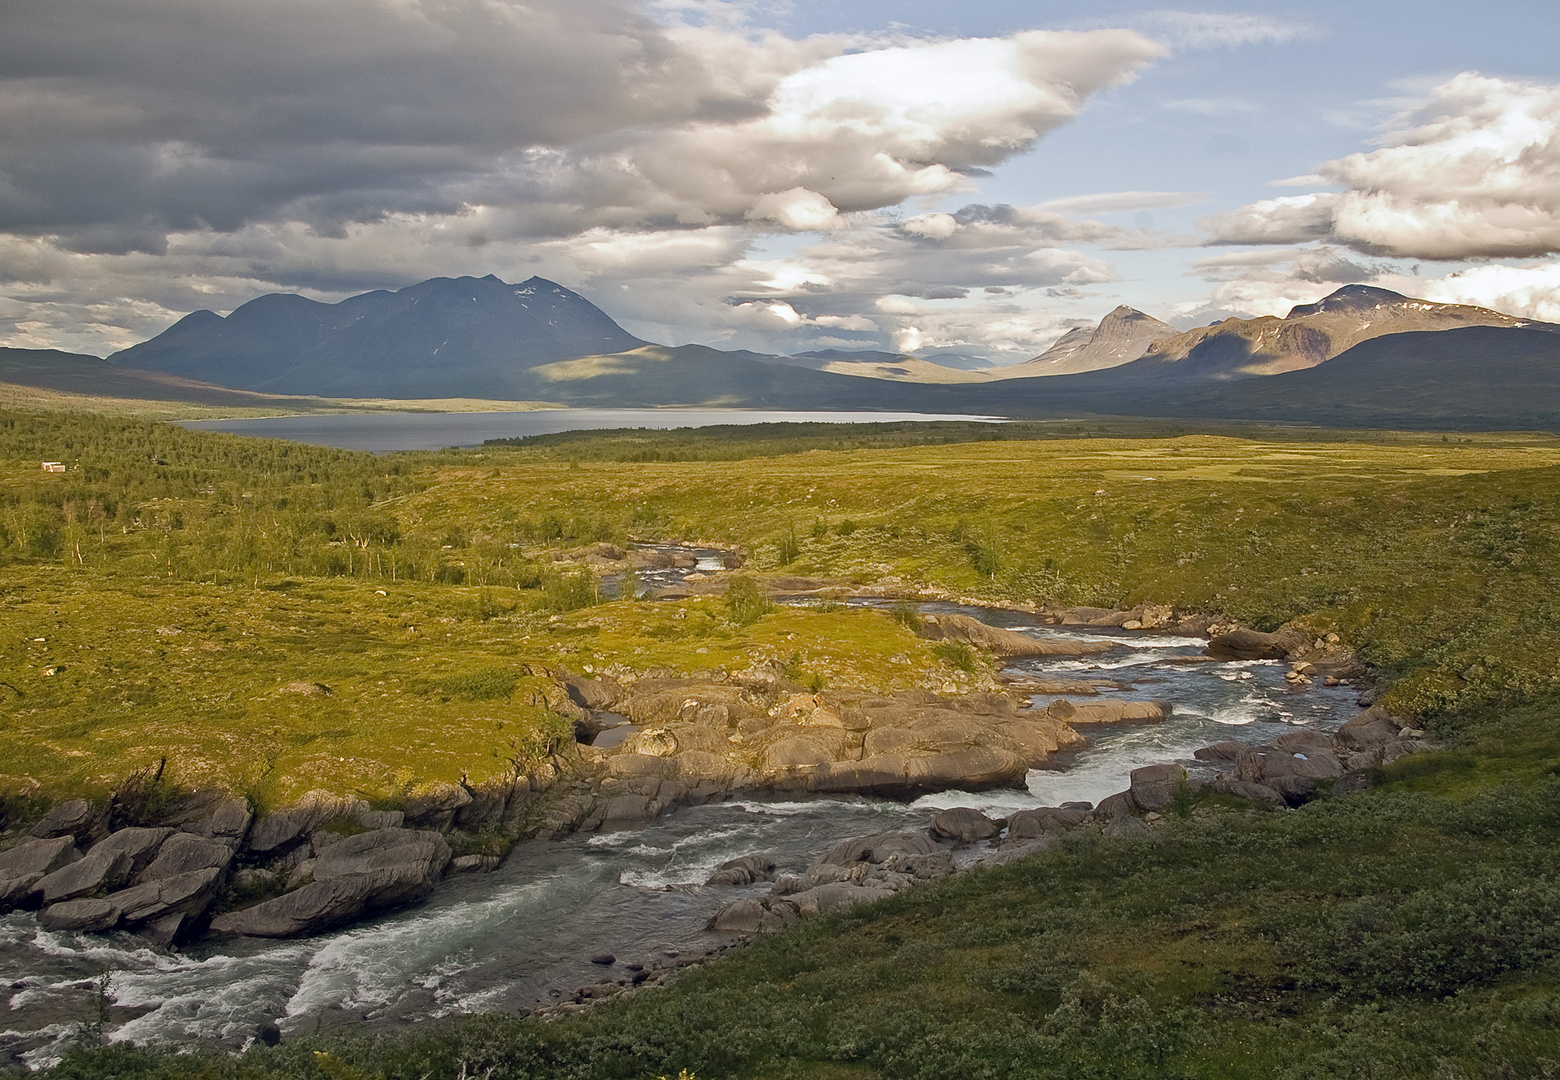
2 0 1559 363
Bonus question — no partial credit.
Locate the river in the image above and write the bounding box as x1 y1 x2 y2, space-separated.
0 582 1359 1068
179 409 1005 452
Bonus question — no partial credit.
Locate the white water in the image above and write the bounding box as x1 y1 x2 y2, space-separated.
1 596 1359 1068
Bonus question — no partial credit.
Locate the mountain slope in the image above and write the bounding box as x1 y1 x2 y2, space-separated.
0 347 318 408
1009 306 1176 377
110 276 647 398
1114 285 1547 381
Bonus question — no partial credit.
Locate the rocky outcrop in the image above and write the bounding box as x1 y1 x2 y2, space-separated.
1198 708 1426 806
930 807 1002 844
210 828 451 938
706 855 777 886
1205 628 1311 661
1045 699 1169 726
583 678 1087 820
28 799 104 844
921 613 1117 658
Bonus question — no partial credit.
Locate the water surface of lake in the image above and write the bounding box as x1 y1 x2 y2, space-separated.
182 409 1005 452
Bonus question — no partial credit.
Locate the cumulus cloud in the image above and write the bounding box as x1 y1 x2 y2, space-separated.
0 0 1172 354
1206 73 1560 260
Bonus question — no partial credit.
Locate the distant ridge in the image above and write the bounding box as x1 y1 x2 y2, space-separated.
1112 284 1546 381
110 275 647 398
1010 306 1176 377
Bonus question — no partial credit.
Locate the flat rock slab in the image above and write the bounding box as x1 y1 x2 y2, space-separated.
91 827 173 875
28 799 99 841
0 836 81 877
136 833 232 883
39 897 121 933
37 849 132 904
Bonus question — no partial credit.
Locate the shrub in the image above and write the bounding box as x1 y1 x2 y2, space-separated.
724 575 770 626
933 640 978 673
438 668 520 701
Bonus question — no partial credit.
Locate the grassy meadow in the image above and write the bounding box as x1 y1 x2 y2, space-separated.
6 412 1560 807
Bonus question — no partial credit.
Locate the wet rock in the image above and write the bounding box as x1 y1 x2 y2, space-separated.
589 953 616 965
209 829 450 938
449 854 501 874
1051 699 1169 726
0 836 81 877
136 833 233 883
929 807 1001 845
39 897 121 932
256 1021 282 1047
90 827 173 875
37 849 133 904
139 912 186 949
28 799 101 842
1193 741 1246 762
705 855 777 886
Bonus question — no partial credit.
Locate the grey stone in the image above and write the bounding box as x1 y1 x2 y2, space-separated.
929 807 1001 844
1206 628 1307 661
1210 777 1287 805
111 866 223 924
705 854 777 886
1129 764 1188 813
1005 807 1087 841
210 829 450 938
0 836 81 877
28 799 100 841
0 872 43 912
1093 792 1136 821
138 913 185 949
356 810 403 831
37 849 132 903
136 833 232 883
1193 741 1246 762
247 794 369 854
449 854 500 874
402 785 471 831
788 882 895 916
90 827 173 875
978 838 1054 866
814 831 938 869
39 897 121 932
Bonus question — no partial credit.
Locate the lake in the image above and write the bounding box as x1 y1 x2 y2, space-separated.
180 409 1006 452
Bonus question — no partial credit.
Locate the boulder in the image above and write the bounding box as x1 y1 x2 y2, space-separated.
90 827 173 875
136 833 233 883
1054 700 1168 726
815 831 939 868
706 855 778 886
1210 777 1287 805
28 799 101 842
709 897 783 934
787 882 895 916
39 897 121 933
37 849 133 903
1005 807 1087 841
1128 764 1188 813
357 810 404 831
404 784 475 831
210 829 450 937
0 836 81 877
189 798 253 842
1206 628 1309 661
929 807 1001 845
110 866 223 925
1334 710 1402 751
1193 741 1246 762
448 854 501 873
0 872 43 912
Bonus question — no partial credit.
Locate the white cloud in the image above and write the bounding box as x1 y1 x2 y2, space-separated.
1038 191 1208 215
0 2 1168 353
1207 73 1560 260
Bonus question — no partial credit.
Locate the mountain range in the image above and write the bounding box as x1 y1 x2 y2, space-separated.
0 274 1545 429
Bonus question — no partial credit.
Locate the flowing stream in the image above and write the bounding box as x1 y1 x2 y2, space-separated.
1 568 1361 1068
